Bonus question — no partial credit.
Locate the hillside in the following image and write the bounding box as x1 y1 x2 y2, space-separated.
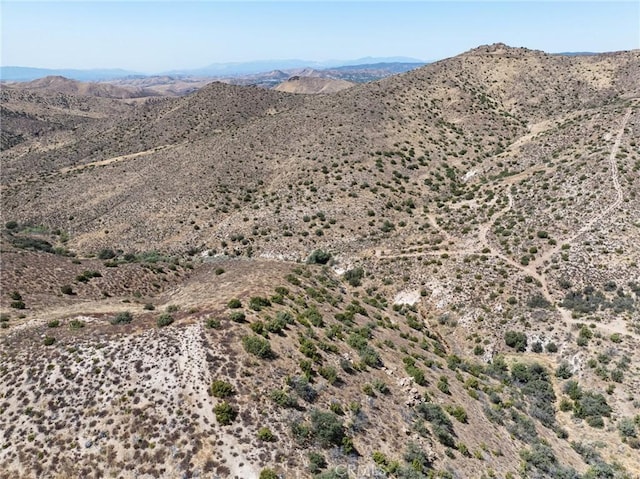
7 76 161 99
273 76 355 94
1 44 639 479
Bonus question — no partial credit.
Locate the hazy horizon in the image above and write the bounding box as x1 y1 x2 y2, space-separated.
1 1 639 73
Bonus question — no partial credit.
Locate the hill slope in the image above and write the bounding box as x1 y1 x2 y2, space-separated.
1 44 639 479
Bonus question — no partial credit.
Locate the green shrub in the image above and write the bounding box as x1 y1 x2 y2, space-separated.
310 409 345 448
574 391 612 424
504 330 527 352
307 451 327 473
98 248 117 260
372 379 389 394
10 300 25 309
416 402 454 442
289 376 317 403
437 376 451 394
270 389 297 408
249 296 271 311
213 401 237 425
307 250 331 265
9 291 22 301
266 315 287 334
157 313 174 327
229 311 246 322
555 361 573 379
257 427 275 442
206 318 221 329
227 298 242 309
242 335 273 359
69 319 85 330
43 336 56 346
618 418 637 438
329 402 344 415
61 285 74 295
210 380 234 398
344 267 364 287
143 303 155 310
446 405 468 423
259 469 278 479
403 442 432 471
111 311 133 325
318 366 338 385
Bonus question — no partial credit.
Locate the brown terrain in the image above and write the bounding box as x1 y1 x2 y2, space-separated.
1 43 639 479
273 77 355 94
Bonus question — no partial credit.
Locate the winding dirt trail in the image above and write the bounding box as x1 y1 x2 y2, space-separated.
374 107 637 337
530 107 632 275
60 144 176 174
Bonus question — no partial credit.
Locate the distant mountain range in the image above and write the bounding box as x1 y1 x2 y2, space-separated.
0 67 140 82
1 57 425 82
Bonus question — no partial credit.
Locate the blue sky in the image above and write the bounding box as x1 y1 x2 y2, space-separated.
2 1 639 72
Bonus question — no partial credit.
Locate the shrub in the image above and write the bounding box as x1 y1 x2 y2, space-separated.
47 319 60 328
242 335 273 359
229 311 246 322
111 311 133 325
266 315 288 334
329 402 344 415
213 401 237 425
318 366 338 385
270 389 297 408
227 298 242 309
10 300 25 309
299 306 324 327
249 296 271 311
372 379 389 394
618 418 637 438
310 409 345 448
344 267 365 287
61 285 74 295
404 441 432 471
257 427 275 442
446 405 468 423
504 330 527 352
210 380 234 398
416 402 455 443
437 376 451 394
307 451 327 473
259 469 278 479
43 336 56 346
289 376 317 403
307 250 331 265
403 356 427 386
206 318 221 329
9 291 22 301
574 391 612 422
69 319 85 330
157 313 174 327
143 303 155 310
98 248 117 260
555 361 573 379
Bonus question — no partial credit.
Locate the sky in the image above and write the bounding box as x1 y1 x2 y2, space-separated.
1 1 639 73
